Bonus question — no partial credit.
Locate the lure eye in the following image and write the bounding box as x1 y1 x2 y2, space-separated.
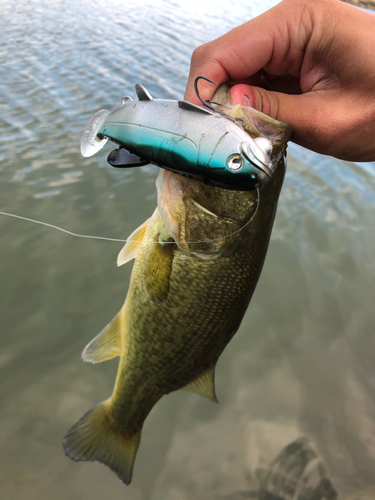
227 155 244 171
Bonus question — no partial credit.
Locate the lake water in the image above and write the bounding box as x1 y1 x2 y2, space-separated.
1 0 375 498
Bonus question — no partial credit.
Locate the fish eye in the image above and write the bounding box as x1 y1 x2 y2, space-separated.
227 155 244 171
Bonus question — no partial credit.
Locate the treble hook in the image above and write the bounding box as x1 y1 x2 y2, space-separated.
194 75 246 129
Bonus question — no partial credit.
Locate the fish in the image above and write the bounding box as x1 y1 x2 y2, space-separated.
63 84 292 485
80 78 280 191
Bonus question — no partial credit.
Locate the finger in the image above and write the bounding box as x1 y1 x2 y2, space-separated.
228 83 371 160
184 0 309 104
262 74 302 95
229 84 260 109
229 83 314 145
184 6 285 103
184 24 273 104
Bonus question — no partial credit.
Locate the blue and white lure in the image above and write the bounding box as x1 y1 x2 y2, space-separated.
81 76 277 191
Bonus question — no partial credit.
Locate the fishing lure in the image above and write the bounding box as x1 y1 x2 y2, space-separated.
81 76 276 191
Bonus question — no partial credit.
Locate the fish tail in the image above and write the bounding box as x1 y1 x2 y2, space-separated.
63 401 141 485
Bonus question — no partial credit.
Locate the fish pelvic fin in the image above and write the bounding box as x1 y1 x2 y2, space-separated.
117 218 150 267
180 364 218 403
82 312 121 363
63 401 141 485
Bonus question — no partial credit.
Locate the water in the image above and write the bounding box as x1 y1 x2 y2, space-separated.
1 0 375 498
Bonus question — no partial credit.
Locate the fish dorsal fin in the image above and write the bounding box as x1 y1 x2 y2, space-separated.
82 312 121 363
117 218 150 267
178 100 214 115
144 237 175 302
135 83 153 101
181 364 218 402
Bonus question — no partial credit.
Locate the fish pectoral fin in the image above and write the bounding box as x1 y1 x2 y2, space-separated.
144 239 175 301
82 312 121 363
117 218 150 267
180 365 218 403
63 400 141 485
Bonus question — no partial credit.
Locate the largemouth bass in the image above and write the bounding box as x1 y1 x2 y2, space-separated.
63 84 292 485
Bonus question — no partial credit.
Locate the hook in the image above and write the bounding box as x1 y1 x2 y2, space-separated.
234 117 246 128
194 76 246 129
194 75 217 111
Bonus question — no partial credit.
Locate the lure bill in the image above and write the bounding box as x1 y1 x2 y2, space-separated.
80 77 290 191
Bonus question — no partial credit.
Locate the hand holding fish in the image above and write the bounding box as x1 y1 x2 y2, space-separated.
185 0 375 162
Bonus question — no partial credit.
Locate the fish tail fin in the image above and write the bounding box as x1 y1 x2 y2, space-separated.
63 401 141 485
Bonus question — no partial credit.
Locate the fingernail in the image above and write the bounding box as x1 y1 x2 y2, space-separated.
243 94 251 107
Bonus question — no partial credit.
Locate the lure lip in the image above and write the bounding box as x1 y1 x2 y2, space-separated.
81 109 110 157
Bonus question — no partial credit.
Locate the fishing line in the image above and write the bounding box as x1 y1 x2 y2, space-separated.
0 212 128 242
0 189 259 246
187 187 260 245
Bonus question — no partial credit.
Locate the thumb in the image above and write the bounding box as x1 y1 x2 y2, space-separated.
230 84 375 162
229 83 300 125
229 84 332 157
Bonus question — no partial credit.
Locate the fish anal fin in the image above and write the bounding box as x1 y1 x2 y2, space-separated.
181 365 218 403
144 240 175 302
63 401 141 485
82 312 121 363
117 218 150 267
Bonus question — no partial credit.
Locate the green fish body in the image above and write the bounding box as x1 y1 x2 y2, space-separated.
63 86 292 484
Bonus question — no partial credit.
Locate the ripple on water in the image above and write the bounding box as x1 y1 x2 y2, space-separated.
33 189 62 198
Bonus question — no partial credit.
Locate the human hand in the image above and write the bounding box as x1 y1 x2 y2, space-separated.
184 0 375 162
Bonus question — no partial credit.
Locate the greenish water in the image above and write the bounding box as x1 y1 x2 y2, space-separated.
1 0 375 499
